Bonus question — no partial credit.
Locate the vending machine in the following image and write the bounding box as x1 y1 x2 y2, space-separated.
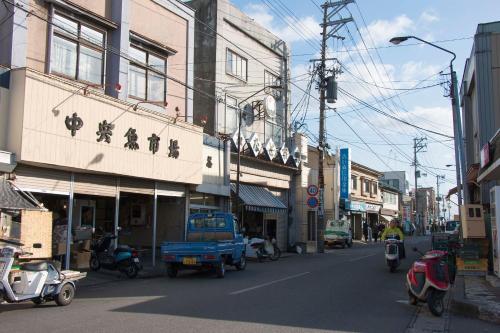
491 186 500 277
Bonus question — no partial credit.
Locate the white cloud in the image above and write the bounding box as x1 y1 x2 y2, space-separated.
243 3 321 44
359 15 414 47
419 10 439 24
400 61 444 84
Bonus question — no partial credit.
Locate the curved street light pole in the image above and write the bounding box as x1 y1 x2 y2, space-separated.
389 36 468 208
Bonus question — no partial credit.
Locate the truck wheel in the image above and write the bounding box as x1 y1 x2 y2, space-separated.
55 283 75 306
235 254 246 271
216 261 225 278
167 264 178 278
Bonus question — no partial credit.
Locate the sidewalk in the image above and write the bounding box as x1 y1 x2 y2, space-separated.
451 274 500 324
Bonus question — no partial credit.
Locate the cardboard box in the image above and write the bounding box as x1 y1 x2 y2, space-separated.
80 240 92 251
53 242 67 256
71 251 91 269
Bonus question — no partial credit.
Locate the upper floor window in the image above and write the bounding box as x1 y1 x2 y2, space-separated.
51 13 105 85
364 179 370 194
373 183 378 195
226 49 247 81
351 176 357 190
128 44 167 102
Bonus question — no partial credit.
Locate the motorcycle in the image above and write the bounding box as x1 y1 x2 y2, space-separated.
0 240 85 306
89 234 142 278
245 236 281 262
385 235 403 272
406 247 450 317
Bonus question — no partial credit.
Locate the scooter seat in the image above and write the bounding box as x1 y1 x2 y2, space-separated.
21 261 49 271
114 245 131 254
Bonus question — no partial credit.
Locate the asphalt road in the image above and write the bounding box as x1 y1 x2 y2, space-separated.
1 236 498 333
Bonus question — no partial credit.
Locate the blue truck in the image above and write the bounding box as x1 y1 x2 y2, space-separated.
160 212 246 278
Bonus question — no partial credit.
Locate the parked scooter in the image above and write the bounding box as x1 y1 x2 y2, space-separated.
0 240 85 306
245 236 281 262
89 233 142 278
406 247 450 317
385 235 403 272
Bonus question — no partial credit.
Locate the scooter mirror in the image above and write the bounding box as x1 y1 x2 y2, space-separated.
116 226 122 232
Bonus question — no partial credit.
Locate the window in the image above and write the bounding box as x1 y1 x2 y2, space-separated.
351 176 357 190
373 183 378 195
226 49 247 81
265 70 282 98
51 13 105 85
190 217 226 229
364 180 370 194
128 44 167 102
225 95 238 134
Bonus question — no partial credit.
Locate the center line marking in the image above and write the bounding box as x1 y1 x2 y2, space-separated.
348 253 377 262
229 272 311 295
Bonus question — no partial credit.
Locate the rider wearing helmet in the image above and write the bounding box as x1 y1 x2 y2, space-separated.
381 219 405 258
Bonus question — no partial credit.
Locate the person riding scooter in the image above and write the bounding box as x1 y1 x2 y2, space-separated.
381 220 405 258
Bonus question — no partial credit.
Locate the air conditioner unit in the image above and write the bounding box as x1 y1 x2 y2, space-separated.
460 204 486 238
490 186 500 277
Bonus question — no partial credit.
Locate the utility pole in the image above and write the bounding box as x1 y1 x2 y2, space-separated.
413 137 427 235
314 0 353 253
436 174 445 225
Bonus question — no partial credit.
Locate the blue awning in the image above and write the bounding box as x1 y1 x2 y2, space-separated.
231 183 287 213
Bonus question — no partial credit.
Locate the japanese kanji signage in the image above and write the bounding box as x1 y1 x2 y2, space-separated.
96 120 114 143
65 113 83 136
340 148 351 200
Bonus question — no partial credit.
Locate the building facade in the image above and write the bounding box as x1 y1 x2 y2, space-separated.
380 183 401 224
0 0 205 268
187 0 296 250
415 187 436 232
460 21 500 206
342 162 383 240
380 171 409 194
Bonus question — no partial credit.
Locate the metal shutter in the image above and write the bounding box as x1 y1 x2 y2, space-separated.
120 177 154 195
156 181 185 197
74 173 117 197
13 165 71 194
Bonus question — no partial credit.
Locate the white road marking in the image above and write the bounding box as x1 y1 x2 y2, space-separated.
397 300 409 305
229 272 311 295
348 253 377 262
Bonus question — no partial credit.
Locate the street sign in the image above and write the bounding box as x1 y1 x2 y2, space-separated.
307 196 319 208
307 184 319 196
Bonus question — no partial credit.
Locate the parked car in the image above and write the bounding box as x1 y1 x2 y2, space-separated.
444 220 460 235
161 212 246 278
325 220 352 248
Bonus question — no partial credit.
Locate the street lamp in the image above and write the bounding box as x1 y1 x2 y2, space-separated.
390 35 468 207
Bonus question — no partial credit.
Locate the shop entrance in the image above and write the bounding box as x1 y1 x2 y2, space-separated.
242 211 264 238
118 192 153 249
156 196 186 243
264 219 277 239
352 213 362 240
73 195 115 234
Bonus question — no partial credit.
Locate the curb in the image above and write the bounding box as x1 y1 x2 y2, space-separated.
450 277 500 325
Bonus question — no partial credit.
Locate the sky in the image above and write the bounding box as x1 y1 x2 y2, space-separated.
228 0 500 215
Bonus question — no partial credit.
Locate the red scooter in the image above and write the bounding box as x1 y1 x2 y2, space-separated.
406 248 450 316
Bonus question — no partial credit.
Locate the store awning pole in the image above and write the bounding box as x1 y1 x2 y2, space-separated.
152 182 158 267
65 173 75 270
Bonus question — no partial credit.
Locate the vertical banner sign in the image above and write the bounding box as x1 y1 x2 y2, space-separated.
340 148 351 199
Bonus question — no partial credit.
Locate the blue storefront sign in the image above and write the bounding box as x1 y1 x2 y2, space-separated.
345 200 366 212
340 148 351 199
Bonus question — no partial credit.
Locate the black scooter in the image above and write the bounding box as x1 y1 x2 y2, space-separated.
89 234 143 278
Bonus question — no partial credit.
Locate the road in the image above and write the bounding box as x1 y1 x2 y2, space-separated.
1 236 498 333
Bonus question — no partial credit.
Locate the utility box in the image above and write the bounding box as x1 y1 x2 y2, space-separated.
460 204 486 238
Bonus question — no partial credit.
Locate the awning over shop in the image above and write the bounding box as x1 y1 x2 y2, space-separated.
231 183 287 213
0 179 38 210
380 214 396 223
